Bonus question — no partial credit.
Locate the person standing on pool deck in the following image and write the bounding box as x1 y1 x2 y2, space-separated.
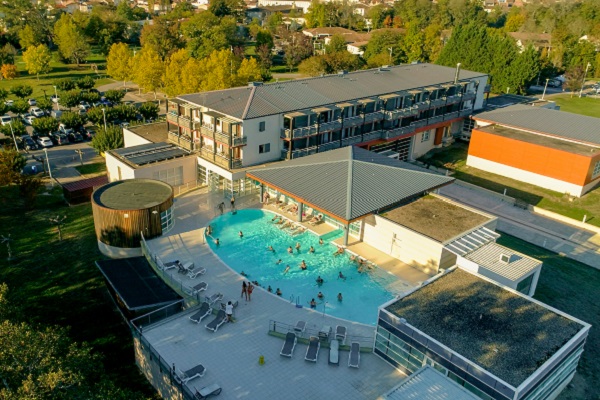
247 281 254 301
241 281 248 300
225 301 234 322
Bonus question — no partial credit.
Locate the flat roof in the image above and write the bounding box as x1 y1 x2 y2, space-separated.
93 179 173 210
382 195 492 243
62 175 108 192
476 125 600 156
465 242 541 282
111 142 191 167
384 366 482 400
386 269 584 386
126 122 169 144
96 257 181 311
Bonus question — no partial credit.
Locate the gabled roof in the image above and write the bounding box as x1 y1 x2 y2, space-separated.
474 104 600 146
247 147 454 222
178 63 487 120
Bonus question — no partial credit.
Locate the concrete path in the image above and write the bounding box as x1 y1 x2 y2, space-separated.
438 183 600 269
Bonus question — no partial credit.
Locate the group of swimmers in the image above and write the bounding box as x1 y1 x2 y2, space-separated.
310 291 343 309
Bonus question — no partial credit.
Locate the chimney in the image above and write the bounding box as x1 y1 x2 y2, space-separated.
454 63 461 84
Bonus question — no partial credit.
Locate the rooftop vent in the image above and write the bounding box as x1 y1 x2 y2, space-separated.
499 253 514 263
248 82 263 87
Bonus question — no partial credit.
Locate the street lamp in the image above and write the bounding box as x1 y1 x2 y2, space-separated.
101 108 107 131
578 62 592 98
388 47 393 65
43 147 53 186
8 121 18 150
53 85 59 111
541 78 550 101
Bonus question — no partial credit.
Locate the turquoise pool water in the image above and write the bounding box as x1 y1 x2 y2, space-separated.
207 209 401 325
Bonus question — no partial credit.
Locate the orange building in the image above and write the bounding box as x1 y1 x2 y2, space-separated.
467 105 600 197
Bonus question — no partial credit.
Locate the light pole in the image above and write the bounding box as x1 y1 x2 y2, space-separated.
541 78 550 100
101 108 107 131
53 85 59 111
579 62 592 98
388 47 393 65
8 121 18 150
43 147 53 186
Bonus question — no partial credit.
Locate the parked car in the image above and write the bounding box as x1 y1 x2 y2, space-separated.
68 131 83 143
27 98 37 106
79 126 95 140
30 107 44 117
37 136 53 147
22 114 36 125
19 135 38 151
4 100 13 107
50 94 60 104
51 132 70 146
0 115 11 126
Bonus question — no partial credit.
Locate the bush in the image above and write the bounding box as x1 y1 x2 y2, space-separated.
32 117 59 136
1 64 18 80
91 125 123 154
10 85 33 99
104 89 125 104
60 112 86 129
138 102 159 121
54 78 76 91
77 76 95 90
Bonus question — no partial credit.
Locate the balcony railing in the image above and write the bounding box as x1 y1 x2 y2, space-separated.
463 91 477 101
385 108 418 120
168 131 198 152
199 125 214 137
363 130 383 142
460 109 473 117
364 111 384 123
343 115 364 127
287 146 318 159
428 115 444 124
411 120 427 129
232 136 247 146
317 141 340 153
444 111 460 120
484 84 491 93
430 98 446 107
341 135 363 147
413 101 430 111
382 125 416 140
290 125 319 139
199 147 242 170
166 112 194 130
445 95 462 105
199 146 214 160
318 120 342 132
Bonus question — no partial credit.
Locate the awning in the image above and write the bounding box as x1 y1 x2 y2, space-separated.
444 227 500 256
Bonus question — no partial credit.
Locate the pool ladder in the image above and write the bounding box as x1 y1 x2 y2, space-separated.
290 295 302 308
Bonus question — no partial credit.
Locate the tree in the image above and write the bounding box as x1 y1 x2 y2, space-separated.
132 47 165 98
104 89 125 104
37 98 53 114
162 49 190 96
299 56 328 76
82 91 101 104
323 52 362 73
564 66 585 95
198 49 237 91
54 13 90 65
106 43 133 86
32 117 59 136
91 125 124 154
10 85 33 99
256 29 274 52
54 79 77 91
1 64 18 80
113 104 138 122
403 24 425 63
0 149 27 184
256 44 273 81
138 102 159 121
60 90 81 110
116 0 134 21
0 89 8 103
504 13 525 32
10 100 30 116
364 30 405 65
60 112 87 130
511 45 541 94
18 24 41 49
326 34 347 54
140 18 184 60
22 44 52 80
181 12 241 59
86 107 106 126
235 57 262 85
208 0 244 20
77 76 96 90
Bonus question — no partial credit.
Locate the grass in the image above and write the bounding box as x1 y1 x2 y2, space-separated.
0 50 108 101
75 162 107 176
551 94 600 118
497 234 600 400
423 142 600 226
0 185 156 398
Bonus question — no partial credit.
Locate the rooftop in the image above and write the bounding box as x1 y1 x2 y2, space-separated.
247 147 454 222
386 269 584 386
178 63 486 120
464 242 542 282
382 195 492 243
110 142 191 168
474 104 600 146
92 179 173 210
125 122 169 144
96 257 181 311
384 366 482 400
476 125 600 156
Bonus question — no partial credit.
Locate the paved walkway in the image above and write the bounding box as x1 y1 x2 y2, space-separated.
141 189 404 400
438 184 600 269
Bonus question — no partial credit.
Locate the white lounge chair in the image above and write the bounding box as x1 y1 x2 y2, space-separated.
205 310 228 332
205 293 223 306
194 383 222 399
329 339 339 365
280 332 297 357
305 336 320 362
188 265 207 279
348 342 360 368
187 282 208 296
308 214 323 226
160 259 179 271
175 364 206 384
335 325 347 344
189 302 212 324
294 320 306 335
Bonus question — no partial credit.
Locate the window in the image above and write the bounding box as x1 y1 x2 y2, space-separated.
259 143 271 154
516 273 534 295
160 207 174 233
592 160 600 178
153 166 183 187
421 131 430 142
259 121 266 132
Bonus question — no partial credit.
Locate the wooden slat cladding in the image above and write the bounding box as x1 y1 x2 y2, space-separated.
92 188 173 249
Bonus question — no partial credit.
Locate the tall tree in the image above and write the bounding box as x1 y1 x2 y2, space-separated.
326 34 348 54
403 24 426 63
91 125 124 154
54 14 90 66
235 57 262 85
18 24 42 49
140 17 184 60
106 43 133 87
132 47 165 98
22 44 52 80
162 49 190 97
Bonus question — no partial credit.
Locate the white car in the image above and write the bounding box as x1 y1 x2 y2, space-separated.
30 107 44 117
27 98 37 106
37 136 53 147
0 115 11 125
23 115 36 125
4 100 13 107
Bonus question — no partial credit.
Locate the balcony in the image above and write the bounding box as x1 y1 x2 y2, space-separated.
199 125 215 137
232 136 247 146
381 125 415 140
444 111 460 120
318 120 342 133
168 131 197 152
166 112 194 130
362 130 383 142
428 115 444 124
385 108 417 120
460 109 473 117
341 135 363 147
463 91 477 101
287 125 319 139
430 98 446 108
410 120 427 129
199 146 214 160
343 115 364 127
364 111 384 124
199 146 242 169
445 95 462 105
317 141 340 153
212 131 248 147
286 146 318 159
413 101 430 111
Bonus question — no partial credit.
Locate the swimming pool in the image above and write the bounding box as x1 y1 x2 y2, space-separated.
207 209 406 325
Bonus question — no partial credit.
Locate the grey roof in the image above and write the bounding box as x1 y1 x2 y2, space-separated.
474 104 600 146
383 366 482 400
247 147 454 221
178 63 486 120
111 142 190 167
445 226 500 255
465 242 542 281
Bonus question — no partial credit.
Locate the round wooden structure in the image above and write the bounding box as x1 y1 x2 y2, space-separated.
92 179 174 257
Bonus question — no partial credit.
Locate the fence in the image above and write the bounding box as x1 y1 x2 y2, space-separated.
268 320 375 351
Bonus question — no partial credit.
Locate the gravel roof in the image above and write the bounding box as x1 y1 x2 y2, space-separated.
386 269 583 386
93 179 173 210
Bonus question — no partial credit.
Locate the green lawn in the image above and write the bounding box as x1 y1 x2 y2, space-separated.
0 185 156 397
550 94 600 118
423 142 600 226
75 162 107 176
497 234 600 400
0 50 108 101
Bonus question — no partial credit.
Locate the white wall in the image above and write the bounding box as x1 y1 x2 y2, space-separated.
123 128 153 147
410 129 436 159
105 152 136 182
472 75 488 111
242 114 283 166
133 156 198 186
362 214 444 274
467 155 586 197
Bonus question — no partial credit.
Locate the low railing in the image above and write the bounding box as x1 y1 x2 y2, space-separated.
281 125 319 139
341 135 363 146
168 131 197 152
318 141 340 152
267 320 375 350
444 111 460 120
199 125 214 137
460 109 473 117
166 113 194 130
343 115 364 127
430 98 446 107
410 119 427 129
463 91 477 101
232 136 247 146
413 101 430 110
382 125 415 140
172 180 204 197
364 111 384 123
445 95 462 104
428 115 444 124
199 146 214 160
318 120 342 132
289 146 317 159
362 130 383 142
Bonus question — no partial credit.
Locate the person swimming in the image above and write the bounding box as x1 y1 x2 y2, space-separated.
268 245 275 252
337 292 343 302
239 230 244 238
319 238 324 245
276 288 282 296
333 247 344 257
267 285 273 293
317 291 324 299
309 246 315 254
310 298 317 309
316 276 324 285
276 259 282 264
300 260 307 270
214 238 220 246
338 271 346 280
295 242 301 252
283 265 290 274
241 271 248 277
287 246 293 254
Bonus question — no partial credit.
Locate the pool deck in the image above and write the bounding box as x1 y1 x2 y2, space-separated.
138 189 405 399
